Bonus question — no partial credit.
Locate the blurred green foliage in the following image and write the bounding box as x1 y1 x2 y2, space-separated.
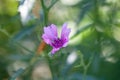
0 0 120 80
0 0 18 16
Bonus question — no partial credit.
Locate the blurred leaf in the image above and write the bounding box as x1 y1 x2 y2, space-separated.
77 1 93 24
11 24 36 42
9 68 24 80
71 23 93 39
8 54 34 61
0 59 9 79
0 0 18 16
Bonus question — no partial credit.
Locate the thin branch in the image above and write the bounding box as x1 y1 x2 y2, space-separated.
47 0 59 10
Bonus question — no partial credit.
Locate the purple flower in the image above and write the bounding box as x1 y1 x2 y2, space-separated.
42 23 71 54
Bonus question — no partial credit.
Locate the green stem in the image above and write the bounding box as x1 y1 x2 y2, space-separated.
45 55 54 80
83 67 87 80
48 0 58 10
77 51 94 80
40 0 58 79
41 0 48 25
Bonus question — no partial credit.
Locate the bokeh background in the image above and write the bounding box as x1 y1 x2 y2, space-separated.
0 0 120 80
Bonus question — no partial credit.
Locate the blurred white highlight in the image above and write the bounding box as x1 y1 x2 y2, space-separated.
18 0 35 24
106 0 118 3
60 0 81 6
112 27 120 42
67 52 77 64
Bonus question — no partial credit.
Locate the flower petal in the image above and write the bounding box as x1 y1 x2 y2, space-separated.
50 24 58 37
62 42 68 47
61 23 71 39
51 48 60 54
42 23 71 54
42 24 58 45
44 26 56 40
42 34 51 44
61 23 71 44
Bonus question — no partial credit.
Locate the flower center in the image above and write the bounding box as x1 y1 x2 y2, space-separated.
52 38 63 48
